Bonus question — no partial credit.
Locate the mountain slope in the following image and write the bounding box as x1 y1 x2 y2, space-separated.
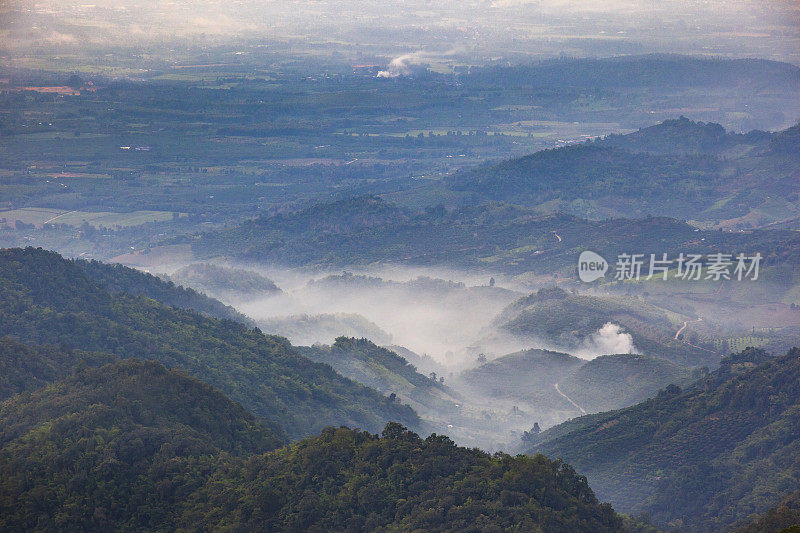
299 337 462 420
530 348 800 531
459 348 584 401
559 353 696 413
448 144 720 217
77 257 253 323
0 247 419 439
261 313 393 346
0 336 115 400
181 423 623 532
446 118 800 226
190 194 800 276
734 490 800 533
596 116 773 155
168 262 281 302
0 357 626 533
0 359 280 531
497 287 717 366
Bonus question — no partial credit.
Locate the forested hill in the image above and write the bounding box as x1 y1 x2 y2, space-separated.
192 195 800 274
530 347 800 531
0 359 281 531
180 424 624 532
0 356 626 531
733 491 800 533
446 118 800 225
0 247 419 439
0 336 115 400
76 257 252 324
596 116 774 155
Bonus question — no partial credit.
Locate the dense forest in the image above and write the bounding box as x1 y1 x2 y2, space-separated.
192 194 800 276
77 257 253 323
531 347 800 531
0 247 419 439
0 359 281 531
446 117 800 224
299 337 463 423
0 350 629 531
734 491 800 533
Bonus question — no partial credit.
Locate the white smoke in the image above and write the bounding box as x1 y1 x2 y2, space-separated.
377 53 422 78
578 322 637 359
377 48 464 78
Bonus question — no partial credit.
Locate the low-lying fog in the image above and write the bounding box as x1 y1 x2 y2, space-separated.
160 261 636 369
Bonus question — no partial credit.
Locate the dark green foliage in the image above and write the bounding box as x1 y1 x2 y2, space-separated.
734 491 800 533
299 337 462 418
532 348 800 531
0 359 280 531
77 257 253 324
0 336 115 400
181 424 623 532
0 247 420 439
0 356 625 532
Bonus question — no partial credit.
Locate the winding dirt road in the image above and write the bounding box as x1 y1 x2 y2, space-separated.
554 383 586 415
675 317 703 340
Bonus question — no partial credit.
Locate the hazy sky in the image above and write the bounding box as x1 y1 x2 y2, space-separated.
1 0 798 63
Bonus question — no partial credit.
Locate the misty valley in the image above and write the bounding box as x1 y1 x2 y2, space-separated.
2 3 800 531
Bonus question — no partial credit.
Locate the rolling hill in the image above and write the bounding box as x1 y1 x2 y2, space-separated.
168 262 281 302
458 346 696 423
530 347 800 531
446 118 800 227
0 353 627 532
558 353 697 413
0 359 281 531
496 287 718 367
299 337 463 422
190 194 800 277
0 247 419 439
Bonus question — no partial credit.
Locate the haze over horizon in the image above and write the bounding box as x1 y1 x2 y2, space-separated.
1 0 799 69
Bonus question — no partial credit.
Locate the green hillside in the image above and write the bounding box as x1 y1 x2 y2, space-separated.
497 287 718 367
0 247 419 439
181 424 623 532
0 359 280 531
77 257 252 324
168 262 281 301
0 336 115 400
531 348 800 531
734 491 800 533
299 337 463 419
559 353 697 413
446 118 800 226
0 356 627 532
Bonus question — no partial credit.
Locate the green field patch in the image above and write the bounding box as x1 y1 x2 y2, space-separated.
0 207 177 228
